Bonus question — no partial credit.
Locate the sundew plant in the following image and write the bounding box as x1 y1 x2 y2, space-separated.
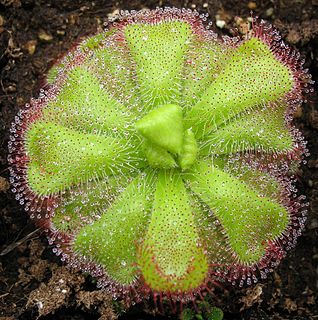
8 7 313 307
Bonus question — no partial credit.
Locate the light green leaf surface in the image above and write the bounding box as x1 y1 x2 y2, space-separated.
138 171 208 292
26 121 141 194
200 104 293 155
74 172 156 284
185 38 293 139
124 21 192 109
186 160 289 264
44 66 130 133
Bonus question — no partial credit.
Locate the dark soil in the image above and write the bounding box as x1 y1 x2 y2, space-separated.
0 0 317 319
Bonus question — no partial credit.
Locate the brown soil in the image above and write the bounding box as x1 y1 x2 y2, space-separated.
0 0 317 319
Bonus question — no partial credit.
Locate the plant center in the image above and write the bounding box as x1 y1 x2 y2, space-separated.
135 104 198 170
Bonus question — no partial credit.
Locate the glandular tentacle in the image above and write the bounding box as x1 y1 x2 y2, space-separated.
184 37 294 139
25 121 144 195
200 103 294 156
73 171 156 285
185 159 289 265
138 170 208 293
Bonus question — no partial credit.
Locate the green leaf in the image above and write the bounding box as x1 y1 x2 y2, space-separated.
124 21 192 109
51 175 130 233
44 66 130 133
73 172 156 284
207 307 224 320
181 308 196 320
186 160 289 264
178 128 198 170
210 155 283 200
46 30 116 84
25 121 142 195
185 37 293 139
189 189 233 266
181 40 231 109
136 103 183 154
200 104 293 155
80 31 115 50
138 170 208 292
91 38 138 109
142 139 177 169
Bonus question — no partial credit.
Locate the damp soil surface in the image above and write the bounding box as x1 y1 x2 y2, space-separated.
0 0 318 319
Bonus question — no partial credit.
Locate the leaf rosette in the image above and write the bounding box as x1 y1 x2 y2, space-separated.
8 8 312 303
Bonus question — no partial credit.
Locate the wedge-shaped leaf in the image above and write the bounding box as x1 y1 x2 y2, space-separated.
200 104 293 155
138 171 208 292
181 40 231 109
25 121 141 195
46 30 116 84
51 175 131 233
211 155 283 201
124 21 192 109
185 37 293 139
186 160 289 264
190 192 234 267
73 172 156 284
44 66 130 133
91 36 138 109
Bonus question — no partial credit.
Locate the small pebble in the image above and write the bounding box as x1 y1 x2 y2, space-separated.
80 5 89 12
266 7 274 17
235 16 249 35
309 108 318 129
308 218 318 230
7 84 17 93
25 40 37 55
68 14 77 25
216 19 226 29
0 176 10 192
307 160 318 168
0 15 4 27
287 29 301 44
33 58 44 70
17 97 25 105
203 3 208 8
107 9 119 20
38 30 53 41
247 2 257 10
